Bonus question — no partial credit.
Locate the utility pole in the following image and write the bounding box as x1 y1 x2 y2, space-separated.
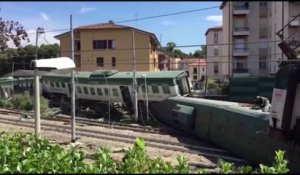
131 29 138 121
70 14 76 142
34 27 44 135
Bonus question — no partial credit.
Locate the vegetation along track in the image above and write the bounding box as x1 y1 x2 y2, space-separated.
0 109 247 166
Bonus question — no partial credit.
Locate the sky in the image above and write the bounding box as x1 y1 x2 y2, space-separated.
0 1 223 54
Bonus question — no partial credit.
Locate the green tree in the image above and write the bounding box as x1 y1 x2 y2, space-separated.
193 45 207 57
0 16 29 51
166 42 176 52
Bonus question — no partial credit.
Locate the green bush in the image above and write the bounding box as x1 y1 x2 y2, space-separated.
220 81 229 95
8 93 48 113
0 132 291 174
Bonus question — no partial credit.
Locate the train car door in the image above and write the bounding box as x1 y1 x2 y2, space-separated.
120 86 133 112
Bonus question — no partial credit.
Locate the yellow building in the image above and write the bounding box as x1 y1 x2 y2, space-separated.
54 21 160 72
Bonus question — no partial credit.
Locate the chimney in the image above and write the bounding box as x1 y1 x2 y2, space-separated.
108 20 114 24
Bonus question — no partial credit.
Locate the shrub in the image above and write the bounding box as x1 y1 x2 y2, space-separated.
8 92 48 113
0 132 291 174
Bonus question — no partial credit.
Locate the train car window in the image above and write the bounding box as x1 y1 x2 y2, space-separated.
50 81 54 87
96 88 103 96
104 88 109 96
162 84 170 94
55 82 60 88
83 87 88 94
77 87 82 94
152 85 159 94
90 87 95 95
141 84 149 93
23 82 27 87
61 83 66 88
18 83 22 87
112 88 119 96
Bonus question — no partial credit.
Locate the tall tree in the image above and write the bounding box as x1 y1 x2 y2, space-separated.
193 45 207 57
0 16 29 51
166 42 176 52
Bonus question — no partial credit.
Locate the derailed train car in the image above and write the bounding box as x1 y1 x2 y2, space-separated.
150 60 300 172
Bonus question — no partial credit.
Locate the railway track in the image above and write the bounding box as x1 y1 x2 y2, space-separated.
0 112 248 165
0 109 164 134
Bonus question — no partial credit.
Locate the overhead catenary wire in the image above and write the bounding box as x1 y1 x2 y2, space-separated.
24 5 221 35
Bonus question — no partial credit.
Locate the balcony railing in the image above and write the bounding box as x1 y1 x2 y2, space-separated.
234 27 249 31
233 27 250 35
232 68 248 73
234 5 249 10
233 5 250 15
233 48 249 56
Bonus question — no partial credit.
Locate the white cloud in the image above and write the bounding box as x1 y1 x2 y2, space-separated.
40 12 50 21
206 15 222 25
79 7 97 14
160 20 175 26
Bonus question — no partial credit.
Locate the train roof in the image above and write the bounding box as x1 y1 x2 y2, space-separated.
41 70 188 85
108 70 187 79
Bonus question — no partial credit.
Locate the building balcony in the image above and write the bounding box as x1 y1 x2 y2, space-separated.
289 16 300 27
233 6 250 15
232 68 250 77
232 48 249 56
233 27 250 36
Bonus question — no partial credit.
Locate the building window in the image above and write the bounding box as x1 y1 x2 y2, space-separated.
214 32 218 44
259 61 267 69
90 87 95 95
259 2 267 7
97 57 104 67
93 40 107 49
77 87 82 94
162 84 170 94
193 75 197 80
193 68 197 74
75 55 81 67
108 40 115 49
83 87 88 94
202 67 205 72
96 88 102 96
112 88 119 96
112 57 116 67
74 40 81 51
152 85 159 94
214 48 219 56
141 84 148 93
214 62 219 73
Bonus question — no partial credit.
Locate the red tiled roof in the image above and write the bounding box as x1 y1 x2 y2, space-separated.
54 22 160 45
205 26 222 35
188 59 207 66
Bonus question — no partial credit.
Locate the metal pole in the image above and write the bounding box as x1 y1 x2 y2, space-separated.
70 14 76 142
131 29 138 121
34 27 40 135
144 76 149 122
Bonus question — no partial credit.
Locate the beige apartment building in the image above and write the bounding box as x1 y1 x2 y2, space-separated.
179 58 207 86
54 21 160 72
205 26 228 81
217 1 300 78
